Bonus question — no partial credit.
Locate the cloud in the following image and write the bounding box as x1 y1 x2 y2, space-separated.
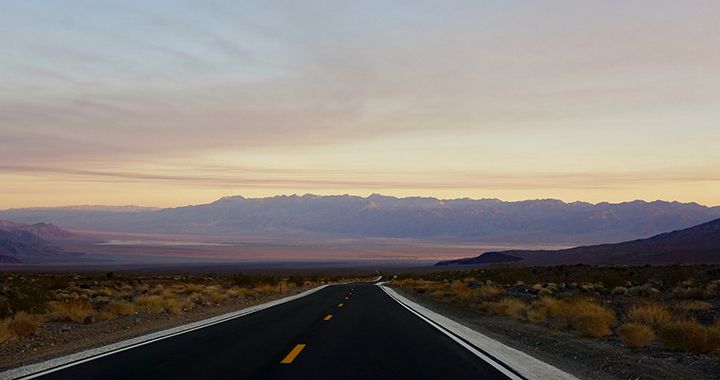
1 1 719 206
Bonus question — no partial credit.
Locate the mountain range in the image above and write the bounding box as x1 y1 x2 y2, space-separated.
1 194 719 246
436 217 720 266
0 220 77 263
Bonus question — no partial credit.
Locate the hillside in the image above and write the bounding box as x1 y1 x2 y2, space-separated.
0 229 66 263
435 218 720 266
1 195 719 246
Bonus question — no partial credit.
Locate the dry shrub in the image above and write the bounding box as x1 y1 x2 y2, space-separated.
97 287 114 297
254 284 277 294
51 298 94 323
658 321 720 353
429 290 446 300
135 295 164 313
537 288 553 297
227 288 259 299
673 300 713 310
204 291 225 304
0 319 16 342
182 284 204 295
95 311 116 322
105 300 135 317
449 281 471 297
8 312 42 337
527 301 549 324
161 297 181 313
611 286 628 296
422 283 447 294
627 286 660 298
484 298 528 320
618 323 655 349
624 303 672 331
473 286 503 301
551 298 617 338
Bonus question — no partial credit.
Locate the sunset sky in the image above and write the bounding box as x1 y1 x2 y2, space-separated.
2 1 719 209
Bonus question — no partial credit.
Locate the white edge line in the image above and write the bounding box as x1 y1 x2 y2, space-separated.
1 285 331 380
380 285 580 380
378 285 524 380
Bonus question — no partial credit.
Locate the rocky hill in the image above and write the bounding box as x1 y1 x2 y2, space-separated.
436 218 720 266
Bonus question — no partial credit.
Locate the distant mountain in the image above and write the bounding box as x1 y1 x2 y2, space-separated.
435 252 523 266
0 220 75 240
0 229 68 264
1 195 719 246
436 218 720 266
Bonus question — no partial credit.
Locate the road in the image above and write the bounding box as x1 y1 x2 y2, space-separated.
24 280 519 380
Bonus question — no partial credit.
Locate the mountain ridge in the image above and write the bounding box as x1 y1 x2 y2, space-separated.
435 218 720 266
1 195 719 246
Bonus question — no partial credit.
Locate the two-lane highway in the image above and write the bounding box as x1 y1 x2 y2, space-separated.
22 281 517 380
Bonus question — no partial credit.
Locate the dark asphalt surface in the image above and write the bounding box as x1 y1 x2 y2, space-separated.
29 280 512 380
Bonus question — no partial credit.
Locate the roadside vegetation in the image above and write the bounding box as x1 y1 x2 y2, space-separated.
0 272 348 343
392 264 720 356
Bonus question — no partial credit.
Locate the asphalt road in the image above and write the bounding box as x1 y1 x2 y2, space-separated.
28 280 515 380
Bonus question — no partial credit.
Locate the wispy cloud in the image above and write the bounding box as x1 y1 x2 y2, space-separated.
1 1 719 207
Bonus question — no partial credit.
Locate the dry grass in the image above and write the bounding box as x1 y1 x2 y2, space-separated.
658 321 720 353
673 300 713 310
551 298 617 338
473 286 504 301
254 284 277 294
105 300 135 317
618 323 655 349
182 283 204 295
611 286 628 296
527 302 549 324
448 281 472 300
627 286 660 298
227 287 259 299
50 298 94 323
8 312 42 337
484 298 528 320
135 295 164 313
623 303 672 331
203 291 226 304
0 319 16 342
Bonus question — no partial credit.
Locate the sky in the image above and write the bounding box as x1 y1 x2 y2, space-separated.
1 0 719 209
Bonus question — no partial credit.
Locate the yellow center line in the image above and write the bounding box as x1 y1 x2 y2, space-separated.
281 344 306 364
338 303 344 307
324 315 333 320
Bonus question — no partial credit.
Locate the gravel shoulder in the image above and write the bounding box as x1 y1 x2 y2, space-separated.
391 285 719 380
0 285 315 374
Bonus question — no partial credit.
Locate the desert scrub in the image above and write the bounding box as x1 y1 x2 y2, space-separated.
623 303 672 331
448 281 472 301
0 318 15 342
483 298 528 320
0 312 42 341
472 285 504 301
50 298 94 324
658 320 720 353
526 299 550 324
618 323 655 349
135 295 165 313
104 300 135 318
551 298 617 338
203 291 226 304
